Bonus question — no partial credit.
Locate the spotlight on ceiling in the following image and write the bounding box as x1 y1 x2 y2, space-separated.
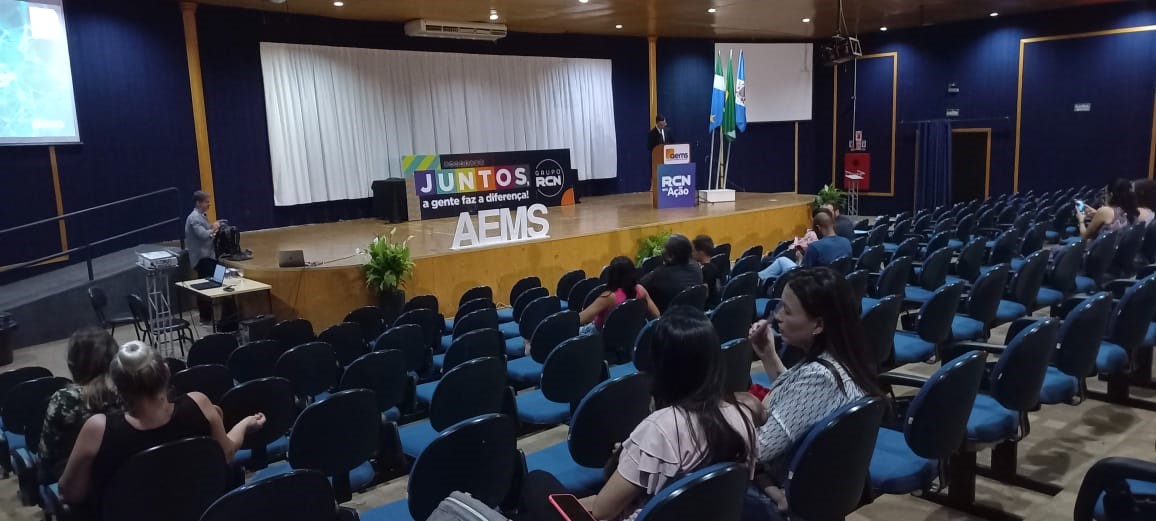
615 24 623 29
880 26 887 31
708 8 717 13
801 17 811 23
489 9 499 21
990 11 999 17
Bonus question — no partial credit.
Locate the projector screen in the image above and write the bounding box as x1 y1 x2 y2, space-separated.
0 0 80 145
714 43 813 122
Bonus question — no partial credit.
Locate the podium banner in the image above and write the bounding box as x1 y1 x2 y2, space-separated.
657 163 697 209
403 149 576 220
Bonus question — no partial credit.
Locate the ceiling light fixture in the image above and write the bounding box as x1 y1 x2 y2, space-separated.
708 8 717 13
801 17 811 23
489 9 499 21
578 0 589 3
615 24 623 29
989 11 999 17
879 26 887 31
332 0 343 6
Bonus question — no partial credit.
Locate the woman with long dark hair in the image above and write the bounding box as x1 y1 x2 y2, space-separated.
578 256 660 333
519 306 759 521
1133 178 1156 224
1078 178 1139 240
744 267 882 519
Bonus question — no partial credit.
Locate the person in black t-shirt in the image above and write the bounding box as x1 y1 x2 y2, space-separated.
641 234 704 313
693 235 722 307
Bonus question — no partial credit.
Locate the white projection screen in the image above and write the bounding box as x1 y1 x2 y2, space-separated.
0 0 80 145
714 43 813 122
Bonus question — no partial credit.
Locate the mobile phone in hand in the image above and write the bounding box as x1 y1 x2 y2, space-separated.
1075 200 1085 213
549 494 597 521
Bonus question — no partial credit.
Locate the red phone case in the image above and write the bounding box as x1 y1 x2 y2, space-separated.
549 494 596 521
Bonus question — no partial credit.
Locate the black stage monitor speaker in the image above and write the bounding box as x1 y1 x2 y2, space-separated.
372 178 408 223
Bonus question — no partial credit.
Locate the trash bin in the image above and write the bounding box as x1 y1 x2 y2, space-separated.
0 313 16 367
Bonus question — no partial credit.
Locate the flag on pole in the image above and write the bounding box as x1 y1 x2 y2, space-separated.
722 50 737 141
736 49 747 133
708 51 725 133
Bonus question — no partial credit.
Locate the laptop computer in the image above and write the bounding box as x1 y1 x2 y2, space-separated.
278 250 306 268
191 264 227 290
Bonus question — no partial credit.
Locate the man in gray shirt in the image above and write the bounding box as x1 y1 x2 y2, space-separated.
186 190 220 278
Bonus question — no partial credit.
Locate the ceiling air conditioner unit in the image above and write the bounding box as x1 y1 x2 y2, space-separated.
404 19 508 41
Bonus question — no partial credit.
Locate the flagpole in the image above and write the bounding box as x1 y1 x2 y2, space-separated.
707 128 716 195
723 140 733 190
716 127 725 190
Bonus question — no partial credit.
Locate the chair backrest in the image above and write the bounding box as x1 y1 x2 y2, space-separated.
201 469 343 521
785 396 886 520
740 244 763 259
771 239 793 258
1019 223 1047 257
988 231 1020 266
0 366 53 409
890 237 920 263
720 271 759 301
669 284 709 311
583 283 610 310
343 306 387 343
458 286 494 308
510 276 543 305
1140 219 1156 263
601 298 648 363
88 287 111 327
916 281 966 345
188 334 239 368
453 307 500 339
827 255 855 275
889 219 912 242
720 339 753 393
845 269 870 301
275 342 338 399
730 256 761 278
714 243 732 257
634 462 749 521
904 351 986 459
430 356 508 431
866 224 888 246
1083 229 1121 283
924 231 951 257
567 278 603 312
220 377 296 459
631 321 657 372
851 236 867 257
403 294 439 314
373 324 428 374
541 335 604 408
856 244 885 273
227 340 281 383
529 310 581 363
955 238 987 283
242 314 276 342
1112 222 1146 274
338 350 407 414
1055 292 1113 380
287 389 380 481
1047 241 1085 295
875 257 913 298
710 295 755 343
709 253 731 280
519 296 562 340
126 294 150 332
989 318 1059 412
854 218 870 231
861 294 902 368
443 328 505 373
172 364 234 404
639 256 662 277
103 437 228 521
393 308 442 352
966 264 1011 328
1009 250 1048 308
955 213 976 241
318 322 368 367
270 318 316 352
1108 276 1156 350
406 414 517 521
454 297 496 324
513 286 550 322
2 376 70 435
917 247 953 290
556 269 586 301
569 373 653 467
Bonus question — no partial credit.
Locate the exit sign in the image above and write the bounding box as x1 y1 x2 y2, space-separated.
1074 103 1092 112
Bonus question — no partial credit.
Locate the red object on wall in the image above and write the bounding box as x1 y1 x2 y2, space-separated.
843 152 871 191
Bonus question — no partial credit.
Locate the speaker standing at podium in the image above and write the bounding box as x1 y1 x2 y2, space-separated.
647 114 672 151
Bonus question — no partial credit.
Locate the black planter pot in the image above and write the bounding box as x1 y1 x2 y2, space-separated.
377 287 406 324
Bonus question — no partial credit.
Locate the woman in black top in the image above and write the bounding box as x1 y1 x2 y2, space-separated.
59 341 264 517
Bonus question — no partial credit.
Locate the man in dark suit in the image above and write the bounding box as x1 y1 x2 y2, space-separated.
647 114 672 151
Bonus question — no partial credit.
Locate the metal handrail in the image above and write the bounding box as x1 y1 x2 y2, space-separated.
0 187 184 280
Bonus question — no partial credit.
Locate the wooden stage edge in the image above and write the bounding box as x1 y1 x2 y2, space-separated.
223 192 813 328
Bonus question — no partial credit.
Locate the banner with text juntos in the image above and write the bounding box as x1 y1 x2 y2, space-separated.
402 149 576 220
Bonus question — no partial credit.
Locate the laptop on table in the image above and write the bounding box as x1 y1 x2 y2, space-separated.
191 264 227 291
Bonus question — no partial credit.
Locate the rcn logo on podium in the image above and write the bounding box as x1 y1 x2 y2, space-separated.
663 144 690 164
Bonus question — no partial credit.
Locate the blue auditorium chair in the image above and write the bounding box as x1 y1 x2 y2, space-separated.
921 231 952 257
458 285 494 309
1021 292 1113 406
720 338 753 393
946 238 986 285
1074 457 1156 521
950 213 975 249
171 364 234 404
269 318 316 352
556 269 586 310
220 377 295 471
892 281 964 365
516 335 604 426
506 310 580 387
102 437 229 521
499 286 549 338
419 329 505 403
845 269 870 302
505 295 563 357
318 322 367 367
1076 230 1122 293
720 271 759 301
866 224 889 247
227 339 281 384
889 237 921 264
251 389 381 502
567 278 603 314
403 294 439 315
882 219 913 252
1 376 68 479
1008 223 1047 271
855 244 886 273
861 294 903 371
669 284 709 311
526 373 652 495
336 350 407 425
344 305 387 343
201 469 359 521
499 276 543 324
869 351 985 495
756 274 792 319
393 308 444 357
275 341 338 404
730 256 762 279
398 357 510 460
601 298 648 365
372 324 431 378
710 295 755 344
979 230 1020 275
444 288 493 331
951 264 1010 342
439 307 499 353
608 320 655 379
186 333 238 367
740 244 763 259
11 384 54 506
904 247 953 307
1095 276 1156 404
861 256 912 313
634 462 749 521
1038 241 1085 310
993 250 1048 326
362 414 519 521
828 255 855 276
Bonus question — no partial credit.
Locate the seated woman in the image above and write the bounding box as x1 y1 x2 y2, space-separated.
59 341 265 518
744 267 882 520
39 327 123 483
578 256 660 335
519 306 761 521
757 209 828 281
1076 178 1138 242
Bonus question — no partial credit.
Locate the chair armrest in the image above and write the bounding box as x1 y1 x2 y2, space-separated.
954 341 1006 356
1106 279 1136 299
1140 264 1156 279
879 372 930 389
1074 457 1156 521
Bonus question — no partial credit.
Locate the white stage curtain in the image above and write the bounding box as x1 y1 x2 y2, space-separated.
259 42 618 206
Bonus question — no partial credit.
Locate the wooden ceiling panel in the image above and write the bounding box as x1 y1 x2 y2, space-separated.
195 0 1124 39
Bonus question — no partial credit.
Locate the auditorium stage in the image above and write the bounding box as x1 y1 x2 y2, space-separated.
225 192 813 328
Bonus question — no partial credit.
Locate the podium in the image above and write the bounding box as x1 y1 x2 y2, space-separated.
651 144 697 209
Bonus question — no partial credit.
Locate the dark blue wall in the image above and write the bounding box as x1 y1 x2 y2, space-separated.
806 3 1156 216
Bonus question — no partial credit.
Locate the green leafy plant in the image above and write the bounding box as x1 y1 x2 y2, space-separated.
636 230 673 264
362 228 415 294
812 183 848 212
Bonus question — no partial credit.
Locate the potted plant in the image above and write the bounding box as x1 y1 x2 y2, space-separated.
636 230 673 264
362 228 415 316
812 183 848 212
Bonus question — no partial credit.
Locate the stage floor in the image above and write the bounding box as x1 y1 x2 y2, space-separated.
236 192 814 269
225 192 813 326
